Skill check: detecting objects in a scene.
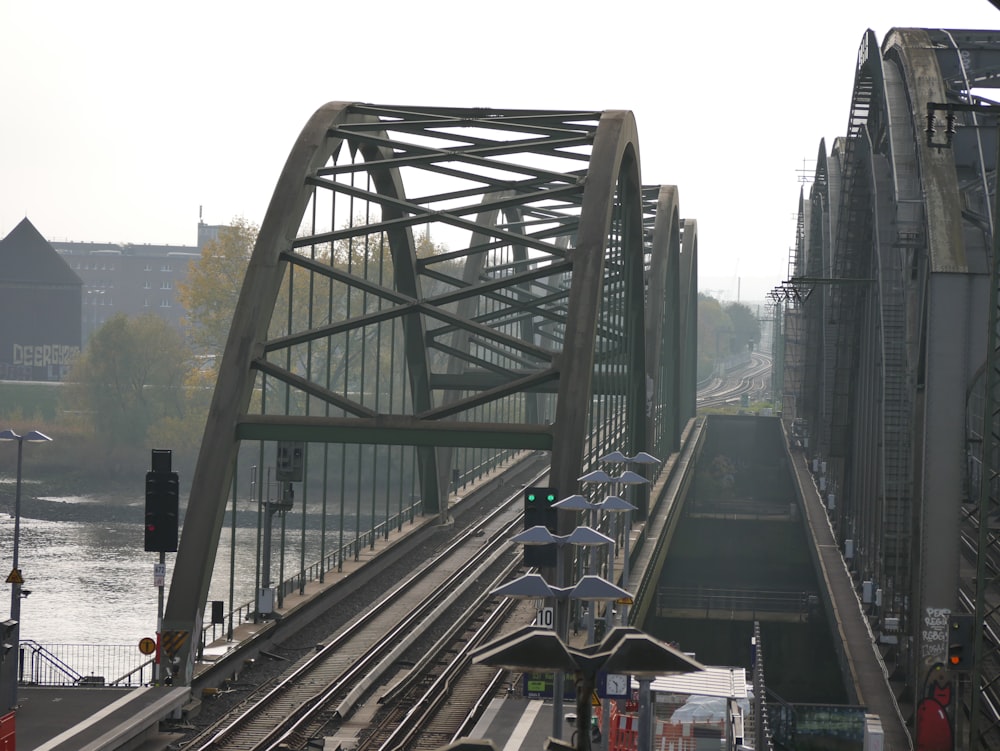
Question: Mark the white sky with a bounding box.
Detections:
[3,1,999,304]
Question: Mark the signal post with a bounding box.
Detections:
[145,449,178,684]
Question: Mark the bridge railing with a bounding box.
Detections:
[656,586,815,618]
[200,448,532,650]
[16,640,153,688]
[752,621,775,751]
[200,496,424,649]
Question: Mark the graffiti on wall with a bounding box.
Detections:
[916,607,955,751]
[12,343,80,367]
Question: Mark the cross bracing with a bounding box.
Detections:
[162,103,696,685]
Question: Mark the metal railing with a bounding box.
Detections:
[201,497,424,650]
[17,640,154,688]
[657,586,816,617]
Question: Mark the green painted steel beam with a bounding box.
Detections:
[236,415,553,449]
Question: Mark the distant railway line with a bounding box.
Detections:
[696,351,772,410]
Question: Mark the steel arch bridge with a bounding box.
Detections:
[781,28,1000,748]
[162,104,698,684]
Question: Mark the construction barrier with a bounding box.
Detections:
[609,703,725,751]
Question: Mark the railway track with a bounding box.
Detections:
[182,468,546,751]
[697,351,772,409]
[358,596,523,751]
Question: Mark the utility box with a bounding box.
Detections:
[862,580,874,604]
[257,587,276,615]
[276,442,304,482]
[864,713,884,751]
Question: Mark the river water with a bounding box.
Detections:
[2,490,310,648]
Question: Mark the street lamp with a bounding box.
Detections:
[507,524,620,740]
[594,452,664,624]
[554,495,636,643]
[0,428,52,710]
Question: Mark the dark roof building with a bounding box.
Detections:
[1,216,229,380]
[0,218,83,380]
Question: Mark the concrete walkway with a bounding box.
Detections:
[790,439,912,751]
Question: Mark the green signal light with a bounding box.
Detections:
[527,494,537,502]
[546,494,556,502]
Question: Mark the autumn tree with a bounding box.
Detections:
[177,216,258,358]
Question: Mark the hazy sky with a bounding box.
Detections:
[3,2,999,303]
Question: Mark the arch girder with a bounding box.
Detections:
[164,104,662,684]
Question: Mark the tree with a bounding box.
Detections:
[697,294,729,380]
[64,313,193,452]
[176,217,258,358]
[725,302,761,352]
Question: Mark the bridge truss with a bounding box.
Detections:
[787,28,1000,748]
[162,104,697,684]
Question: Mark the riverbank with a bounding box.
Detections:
[0,476,143,524]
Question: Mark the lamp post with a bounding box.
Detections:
[510,524,618,739]
[597,452,663,624]
[554,495,636,642]
[0,429,52,711]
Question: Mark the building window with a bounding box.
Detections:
[160,280,172,290]
[144,264,152,272]
[144,281,152,289]
[161,263,172,272]
[160,299,171,308]
[143,298,150,308]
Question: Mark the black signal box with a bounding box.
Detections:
[523,486,558,567]
[145,470,179,553]
[947,613,974,671]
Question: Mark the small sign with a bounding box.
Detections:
[527,676,548,694]
[592,690,601,707]
[537,606,555,629]
[523,672,577,700]
[153,563,166,587]
[615,596,633,605]
[138,637,157,655]
[159,630,189,659]
[5,569,22,585]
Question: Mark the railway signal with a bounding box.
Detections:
[947,613,974,671]
[523,486,558,567]
[145,450,179,553]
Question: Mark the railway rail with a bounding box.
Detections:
[359,596,522,751]
[182,468,545,751]
[696,351,772,410]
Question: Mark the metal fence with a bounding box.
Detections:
[657,586,816,618]
[17,640,153,688]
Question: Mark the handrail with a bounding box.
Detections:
[19,639,83,684]
[200,497,423,650]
